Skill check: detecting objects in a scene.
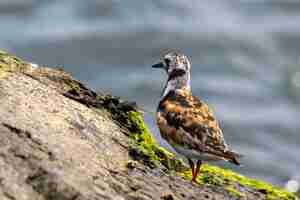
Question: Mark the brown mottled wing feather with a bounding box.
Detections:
[159,91,240,165]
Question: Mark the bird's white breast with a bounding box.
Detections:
[172,144,222,162]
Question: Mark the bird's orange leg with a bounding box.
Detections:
[188,158,195,178]
[192,160,202,183]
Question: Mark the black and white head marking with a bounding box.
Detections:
[163,51,191,76]
[152,50,191,99]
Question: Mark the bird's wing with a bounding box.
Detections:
[158,91,240,164]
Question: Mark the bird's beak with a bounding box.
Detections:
[152,62,164,69]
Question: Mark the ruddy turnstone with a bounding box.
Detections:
[152,50,240,182]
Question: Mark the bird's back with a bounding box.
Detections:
[156,89,240,165]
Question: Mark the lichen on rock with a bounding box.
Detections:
[182,164,297,200]
[127,111,186,171]
[0,50,31,78]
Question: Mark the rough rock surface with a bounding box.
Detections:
[0,50,297,200]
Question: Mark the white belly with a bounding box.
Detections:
[172,144,223,162]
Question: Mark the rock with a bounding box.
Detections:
[0,50,298,200]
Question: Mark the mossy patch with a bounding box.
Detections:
[226,186,246,198]
[127,111,160,158]
[0,50,30,78]
[182,164,297,200]
[127,111,185,170]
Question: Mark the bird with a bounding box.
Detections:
[152,50,241,183]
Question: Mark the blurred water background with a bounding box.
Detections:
[1,0,300,188]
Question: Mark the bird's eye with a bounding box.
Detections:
[164,58,171,66]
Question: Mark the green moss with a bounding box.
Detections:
[59,77,87,94]
[127,111,186,170]
[182,164,297,200]
[0,50,30,78]
[226,186,246,198]
[127,111,168,165]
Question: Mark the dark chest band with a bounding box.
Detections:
[167,69,186,81]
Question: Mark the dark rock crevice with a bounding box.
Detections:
[26,168,81,200]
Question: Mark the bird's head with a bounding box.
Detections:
[152,50,191,77]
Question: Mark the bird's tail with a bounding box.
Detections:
[224,150,242,165]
